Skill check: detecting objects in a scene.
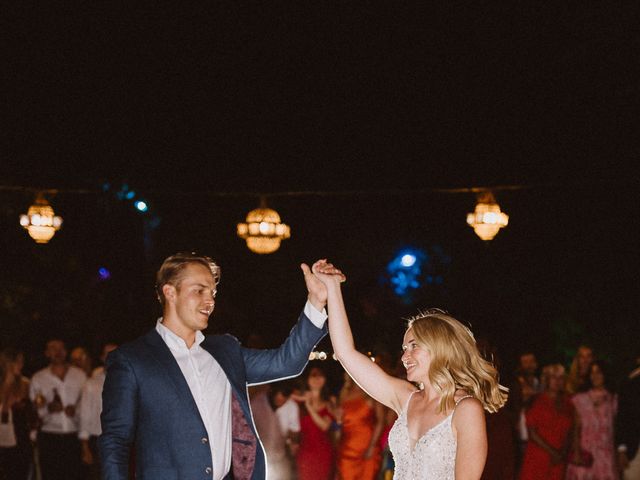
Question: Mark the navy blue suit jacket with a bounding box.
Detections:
[98,311,326,480]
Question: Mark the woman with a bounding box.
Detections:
[295,365,336,480]
[335,372,385,480]
[519,364,575,480]
[0,348,35,480]
[567,361,618,480]
[567,346,594,395]
[306,260,507,480]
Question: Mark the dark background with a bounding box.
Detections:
[2,3,639,382]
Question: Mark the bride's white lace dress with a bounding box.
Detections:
[388,392,472,479]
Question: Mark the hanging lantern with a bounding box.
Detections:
[237,200,290,254]
[466,192,509,241]
[19,194,63,244]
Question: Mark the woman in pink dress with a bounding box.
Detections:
[295,365,335,480]
[567,361,618,480]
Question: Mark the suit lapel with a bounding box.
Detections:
[143,329,206,429]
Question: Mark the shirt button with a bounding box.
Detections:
[201,437,208,444]
[205,466,212,475]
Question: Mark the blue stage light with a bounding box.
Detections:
[386,248,427,298]
[384,246,451,303]
[98,267,111,281]
[125,191,136,200]
[134,200,148,212]
[401,254,417,267]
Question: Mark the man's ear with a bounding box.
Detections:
[162,284,177,303]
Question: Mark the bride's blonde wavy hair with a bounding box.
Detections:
[406,309,508,414]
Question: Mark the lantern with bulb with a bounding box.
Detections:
[466,192,509,241]
[237,199,290,254]
[19,194,63,244]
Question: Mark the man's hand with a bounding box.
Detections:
[301,262,327,311]
[302,259,346,311]
[64,405,76,418]
[618,451,630,471]
[47,398,63,413]
[81,440,94,465]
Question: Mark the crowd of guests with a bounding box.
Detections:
[506,346,640,480]
[1,339,639,480]
[0,340,116,480]
[255,346,640,480]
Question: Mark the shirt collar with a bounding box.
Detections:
[156,318,205,350]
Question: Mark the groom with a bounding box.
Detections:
[99,252,339,480]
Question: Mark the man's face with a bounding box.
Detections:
[45,340,67,365]
[519,354,538,375]
[168,263,217,334]
[70,347,89,370]
[272,391,287,408]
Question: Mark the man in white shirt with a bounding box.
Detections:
[270,380,301,478]
[99,252,344,480]
[30,339,87,480]
[78,342,118,480]
[270,381,301,454]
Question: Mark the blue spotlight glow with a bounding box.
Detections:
[400,254,417,267]
[384,246,451,303]
[134,200,148,212]
[98,267,111,281]
[386,248,426,298]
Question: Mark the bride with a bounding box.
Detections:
[305,260,507,479]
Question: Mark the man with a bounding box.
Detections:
[509,351,540,470]
[30,339,87,480]
[99,252,341,480]
[70,346,93,377]
[78,342,118,479]
[616,357,640,480]
[270,380,301,457]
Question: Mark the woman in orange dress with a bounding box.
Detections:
[335,372,385,480]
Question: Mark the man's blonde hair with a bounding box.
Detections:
[407,309,508,413]
[155,252,221,306]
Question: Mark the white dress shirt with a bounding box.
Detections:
[29,365,87,434]
[78,367,106,439]
[156,301,326,480]
[275,398,301,436]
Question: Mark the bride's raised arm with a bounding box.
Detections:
[303,260,414,413]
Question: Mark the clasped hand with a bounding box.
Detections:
[301,259,346,310]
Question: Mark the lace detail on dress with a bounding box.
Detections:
[388,392,473,480]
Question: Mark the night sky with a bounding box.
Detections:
[2,4,639,381]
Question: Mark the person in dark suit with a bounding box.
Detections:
[616,358,640,480]
[99,252,341,480]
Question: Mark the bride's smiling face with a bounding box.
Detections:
[401,329,431,383]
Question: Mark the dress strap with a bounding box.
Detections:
[454,394,474,407]
[401,390,421,415]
